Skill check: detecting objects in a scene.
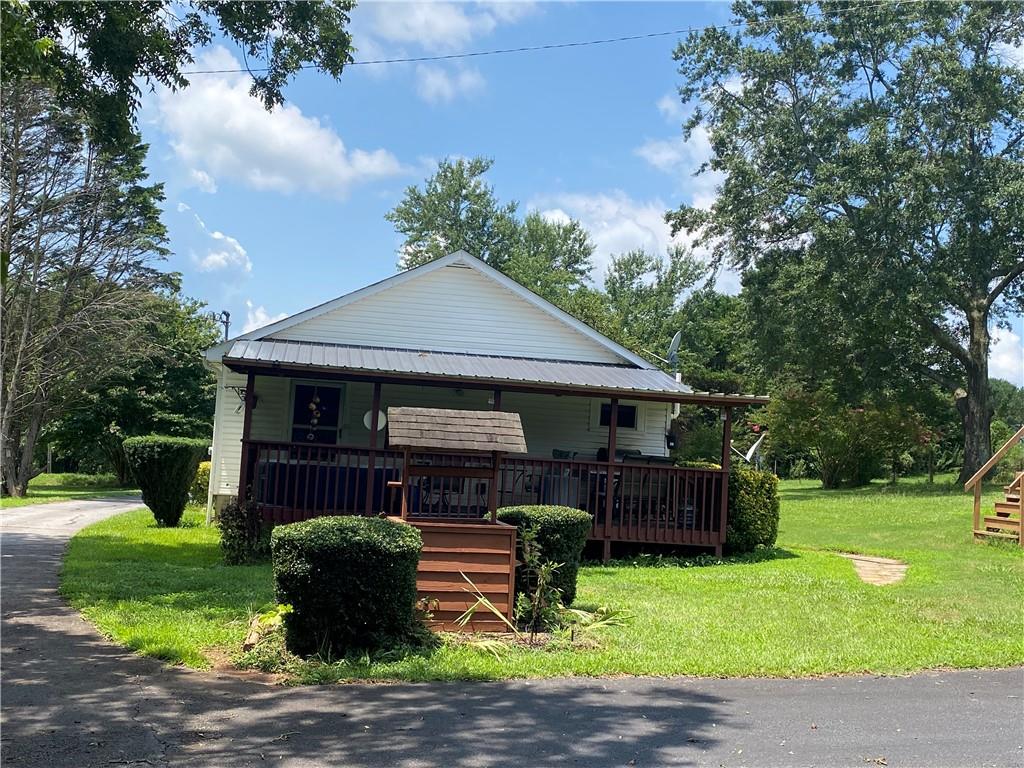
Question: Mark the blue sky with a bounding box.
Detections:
[139,1,1022,383]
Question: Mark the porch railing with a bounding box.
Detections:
[242,440,725,547]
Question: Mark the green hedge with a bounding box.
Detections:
[495,505,592,605]
[271,516,422,656]
[190,461,211,504]
[676,460,722,470]
[726,465,780,554]
[218,498,270,565]
[122,436,207,527]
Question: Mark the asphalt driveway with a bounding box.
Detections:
[2,497,1021,767]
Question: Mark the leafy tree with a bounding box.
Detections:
[503,212,593,303]
[387,157,520,271]
[387,157,597,301]
[0,0,355,150]
[604,246,707,357]
[1,82,171,495]
[669,1,1024,483]
[45,295,220,485]
[675,288,753,394]
[990,378,1024,428]
[767,385,925,488]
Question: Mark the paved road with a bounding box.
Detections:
[2,498,1022,768]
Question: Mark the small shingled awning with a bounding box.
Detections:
[387,407,528,454]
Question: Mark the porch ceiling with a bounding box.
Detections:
[221,339,769,406]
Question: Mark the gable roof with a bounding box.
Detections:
[206,251,653,369]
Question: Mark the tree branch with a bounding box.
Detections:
[918,316,970,367]
[987,260,1024,308]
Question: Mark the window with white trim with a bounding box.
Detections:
[589,400,643,432]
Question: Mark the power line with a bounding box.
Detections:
[180,1,912,75]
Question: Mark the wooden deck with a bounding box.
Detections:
[244,440,728,553]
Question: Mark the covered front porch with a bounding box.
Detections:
[220,340,767,557]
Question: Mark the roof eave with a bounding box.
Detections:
[221,356,770,407]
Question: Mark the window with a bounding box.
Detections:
[598,402,638,430]
[291,383,342,444]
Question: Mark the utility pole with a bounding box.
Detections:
[212,310,231,341]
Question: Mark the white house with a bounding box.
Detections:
[204,250,766,557]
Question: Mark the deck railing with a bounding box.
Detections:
[242,440,725,547]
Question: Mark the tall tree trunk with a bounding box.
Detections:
[958,306,992,485]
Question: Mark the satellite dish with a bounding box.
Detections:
[667,330,682,367]
[363,410,387,431]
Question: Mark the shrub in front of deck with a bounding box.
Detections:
[122,436,208,527]
[218,498,270,564]
[271,516,422,656]
[190,461,211,504]
[496,505,591,605]
[725,465,780,554]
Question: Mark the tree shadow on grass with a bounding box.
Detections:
[584,546,799,572]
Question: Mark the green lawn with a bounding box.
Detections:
[60,477,1024,681]
[1,472,137,508]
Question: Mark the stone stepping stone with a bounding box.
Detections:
[837,553,908,585]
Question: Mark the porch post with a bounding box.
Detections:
[603,398,618,561]
[492,389,502,411]
[488,450,500,523]
[237,372,256,503]
[364,381,382,515]
[717,407,732,556]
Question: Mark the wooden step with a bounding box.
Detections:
[982,516,1021,532]
[993,501,1022,516]
[975,529,1021,540]
[1003,493,1020,503]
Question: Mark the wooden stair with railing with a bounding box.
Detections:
[965,424,1024,546]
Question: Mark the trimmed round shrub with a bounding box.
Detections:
[123,435,208,527]
[190,460,211,504]
[218,498,270,565]
[271,516,422,656]
[726,465,780,554]
[495,505,592,605]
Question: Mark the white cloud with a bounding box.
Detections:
[990,326,1024,384]
[350,2,535,97]
[187,168,217,194]
[416,64,485,103]
[243,300,289,334]
[656,92,685,122]
[362,1,534,52]
[635,124,721,211]
[531,190,740,294]
[178,202,252,275]
[157,47,404,198]
[531,191,684,277]
[197,230,250,274]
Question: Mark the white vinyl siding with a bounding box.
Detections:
[267,263,623,364]
[211,366,246,495]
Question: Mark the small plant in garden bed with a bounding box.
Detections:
[457,525,632,655]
